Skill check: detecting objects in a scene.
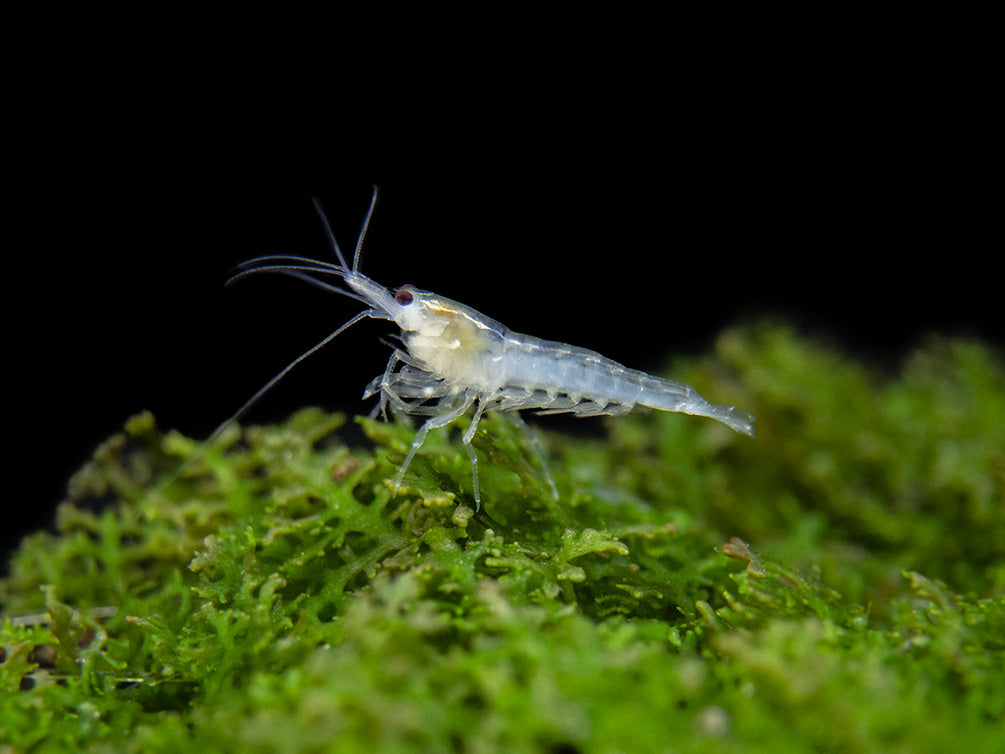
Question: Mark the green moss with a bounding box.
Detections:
[2,322,1004,752]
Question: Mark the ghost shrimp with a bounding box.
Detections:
[223,188,755,505]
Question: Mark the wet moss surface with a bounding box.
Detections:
[3,322,1003,753]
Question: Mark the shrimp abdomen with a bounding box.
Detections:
[491,336,755,435]
[639,384,755,436]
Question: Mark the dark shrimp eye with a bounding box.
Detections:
[395,286,415,305]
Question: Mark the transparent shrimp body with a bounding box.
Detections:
[227,188,754,505]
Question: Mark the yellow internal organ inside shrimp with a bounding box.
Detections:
[407,301,502,391]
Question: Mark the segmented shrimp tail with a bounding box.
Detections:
[690,403,756,436]
[639,380,755,436]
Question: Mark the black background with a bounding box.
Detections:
[4,18,999,567]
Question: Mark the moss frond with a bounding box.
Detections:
[3,323,1003,752]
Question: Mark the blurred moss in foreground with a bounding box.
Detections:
[2,322,1003,753]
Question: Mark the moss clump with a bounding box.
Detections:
[2,322,1004,753]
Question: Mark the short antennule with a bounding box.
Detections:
[311,196,351,271]
[352,185,380,272]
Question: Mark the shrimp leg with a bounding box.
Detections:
[497,412,559,500]
[393,392,476,498]
[461,399,490,503]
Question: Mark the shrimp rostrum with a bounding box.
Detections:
[226,188,755,505]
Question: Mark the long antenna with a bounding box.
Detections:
[204,309,373,447]
[163,309,374,487]
[165,189,384,487]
